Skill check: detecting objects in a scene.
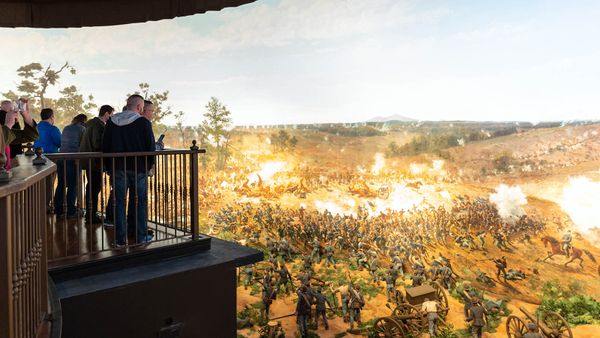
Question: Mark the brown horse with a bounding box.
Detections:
[541,236,596,268]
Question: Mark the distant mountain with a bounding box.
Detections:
[366,114,416,123]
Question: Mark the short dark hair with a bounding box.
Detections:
[71,114,88,125]
[40,108,54,120]
[98,105,114,117]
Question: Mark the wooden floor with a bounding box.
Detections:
[47,214,191,264]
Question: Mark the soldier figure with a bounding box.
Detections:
[421,297,439,338]
[324,244,335,266]
[369,256,380,284]
[412,256,425,274]
[296,286,312,338]
[461,281,479,318]
[494,256,508,283]
[476,230,486,250]
[523,322,544,338]
[311,238,321,263]
[392,254,404,275]
[243,264,254,290]
[385,269,397,301]
[355,250,368,270]
[465,297,488,338]
[261,280,276,320]
[562,230,573,258]
[313,287,332,330]
[275,263,293,294]
[348,284,365,330]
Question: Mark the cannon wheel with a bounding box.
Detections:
[373,317,405,337]
[392,304,426,336]
[543,312,573,338]
[432,281,450,319]
[506,315,528,338]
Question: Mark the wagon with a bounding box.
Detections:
[373,281,449,337]
[506,306,573,338]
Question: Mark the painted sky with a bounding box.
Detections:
[1,0,599,125]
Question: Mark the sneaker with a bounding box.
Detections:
[90,216,103,224]
[137,234,154,244]
[104,219,114,228]
[111,240,127,248]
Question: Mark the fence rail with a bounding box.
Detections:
[45,147,205,261]
[0,155,54,338]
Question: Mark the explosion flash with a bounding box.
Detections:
[489,184,527,225]
[560,177,600,234]
[248,161,287,184]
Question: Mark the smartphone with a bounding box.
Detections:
[157,134,165,143]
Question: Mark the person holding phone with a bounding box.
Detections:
[0,98,39,169]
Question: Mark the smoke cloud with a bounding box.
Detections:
[560,177,600,235]
[489,184,528,224]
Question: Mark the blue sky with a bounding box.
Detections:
[1,0,599,125]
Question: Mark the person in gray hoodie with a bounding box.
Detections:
[54,114,87,217]
[102,94,155,246]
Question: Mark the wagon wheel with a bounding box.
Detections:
[432,281,450,319]
[506,315,528,338]
[393,303,426,336]
[543,311,573,338]
[373,317,405,338]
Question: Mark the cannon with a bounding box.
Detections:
[374,281,449,337]
[506,306,573,338]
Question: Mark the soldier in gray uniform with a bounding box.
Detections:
[348,284,365,330]
[369,256,380,284]
[311,238,321,263]
[385,269,397,301]
[324,244,335,266]
[243,264,254,290]
[523,322,544,338]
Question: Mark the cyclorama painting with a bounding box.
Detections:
[2,1,600,337]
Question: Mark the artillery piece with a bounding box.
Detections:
[506,306,572,338]
[373,281,449,337]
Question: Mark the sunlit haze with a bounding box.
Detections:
[2,0,600,125]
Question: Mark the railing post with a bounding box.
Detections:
[0,195,15,338]
[189,141,200,240]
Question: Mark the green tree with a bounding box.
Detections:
[129,83,172,126]
[9,62,76,111]
[53,85,97,128]
[173,111,187,147]
[270,130,298,151]
[199,97,232,170]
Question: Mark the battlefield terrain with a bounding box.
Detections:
[180,120,600,337]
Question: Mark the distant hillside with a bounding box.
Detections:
[366,114,416,122]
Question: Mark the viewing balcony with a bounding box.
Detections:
[0,146,262,338]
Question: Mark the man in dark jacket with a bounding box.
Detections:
[102,95,155,246]
[80,105,114,223]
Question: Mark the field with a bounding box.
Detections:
[175,121,600,337]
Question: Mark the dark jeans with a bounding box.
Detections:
[114,170,148,245]
[85,169,103,216]
[54,160,77,216]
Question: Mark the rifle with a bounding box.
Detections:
[268,312,296,321]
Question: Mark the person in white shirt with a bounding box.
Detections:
[421,297,439,337]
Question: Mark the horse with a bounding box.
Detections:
[541,236,596,268]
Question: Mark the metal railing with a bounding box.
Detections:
[45,145,205,261]
[0,155,54,338]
